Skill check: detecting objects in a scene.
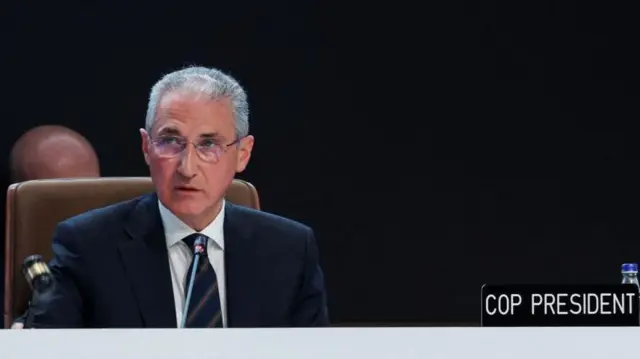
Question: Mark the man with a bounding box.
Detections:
[9,125,100,182]
[7,125,100,329]
[27,66,329,328]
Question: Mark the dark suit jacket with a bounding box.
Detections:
[29,193,329,328]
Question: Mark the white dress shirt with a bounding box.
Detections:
[157,200,227,328]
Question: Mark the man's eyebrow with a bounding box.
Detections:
[155,128,228,140]
[199,132,226,140]
[157,127,181,136]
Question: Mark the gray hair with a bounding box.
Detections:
[145,66,249,139]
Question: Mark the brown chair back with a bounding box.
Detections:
[3,177,260,328]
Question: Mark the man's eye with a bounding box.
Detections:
[158,136,181,145]
[199,139,218,148]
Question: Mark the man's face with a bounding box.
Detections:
[141,92,254,228]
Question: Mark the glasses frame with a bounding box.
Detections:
[149,134,242,163]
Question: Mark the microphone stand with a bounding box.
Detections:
[23,272,55,329]
[180,236,207,328]
[24,294,38,328]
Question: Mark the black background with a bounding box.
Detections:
[2,1,640,326]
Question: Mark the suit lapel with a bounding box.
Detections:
[224,202,261,327]
[118,193,176,328]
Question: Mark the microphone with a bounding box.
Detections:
[180,235,207,328]
[21,254,55,328]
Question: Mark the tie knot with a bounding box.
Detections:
[183,233,208,254]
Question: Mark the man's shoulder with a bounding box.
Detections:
[60,194,149,233]
[228,203,313,241]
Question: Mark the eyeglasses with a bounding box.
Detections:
[149,135,241,163]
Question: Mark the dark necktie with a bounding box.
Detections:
[182,233,223,328]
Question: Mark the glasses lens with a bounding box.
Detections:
[153,137,183,157]
[196,146,220,162]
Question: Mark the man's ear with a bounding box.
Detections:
[235,135,254,173]
[140,128,150,166]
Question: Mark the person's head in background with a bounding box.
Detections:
[9,125,100,182]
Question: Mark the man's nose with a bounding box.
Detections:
[176,144,197,178]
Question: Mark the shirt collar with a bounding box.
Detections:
[157,199,225,250]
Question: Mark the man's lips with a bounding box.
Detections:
[175,186,201,191]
